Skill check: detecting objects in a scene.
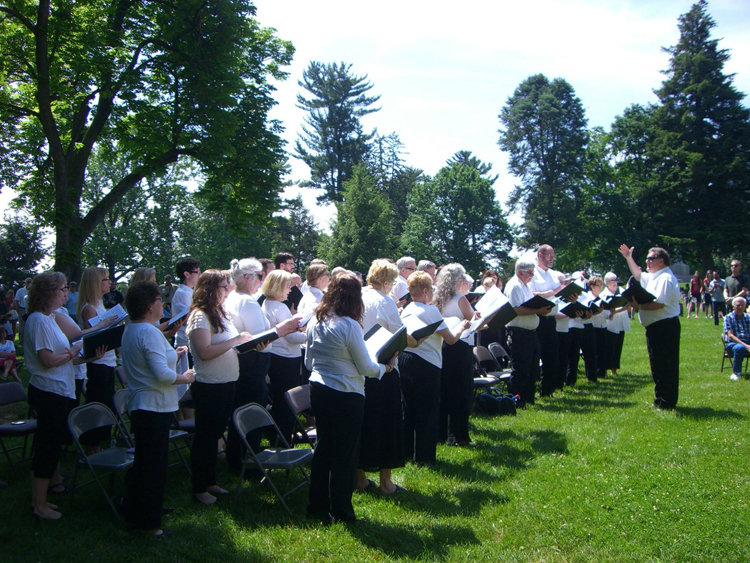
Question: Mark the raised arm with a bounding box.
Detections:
[618,244,642,281]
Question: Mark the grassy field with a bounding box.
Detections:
[2,316,749,562]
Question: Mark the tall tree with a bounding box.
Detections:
[0,0,293,279]
[498,74,588,248]
[319,165,397,272]
[401,153,513,276]
[646,0,750,269]
[269,196,322,270]
[294,62,380,204]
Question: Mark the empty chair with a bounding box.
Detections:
[0,382,37,477]
[488,342,512,369]
[473,345,512,391]
[67,402,134,518]
[232,403,313,514]
[283,384,317,449]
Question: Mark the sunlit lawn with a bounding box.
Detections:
[2,316,749,562]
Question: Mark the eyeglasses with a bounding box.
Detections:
[155,296,163,302]
[731,264,741,268]
[219,284,229,291]
[645,257,659,261]
[403,267,416,271]
[190,270,201,275]
[247,273,263,280]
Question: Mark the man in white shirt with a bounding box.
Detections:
[15,277,31,345]
[619,244,681,409]
[390,257,416,306]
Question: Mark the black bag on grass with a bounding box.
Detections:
[475,390,518,416]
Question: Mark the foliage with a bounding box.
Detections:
[294,61,380,204]
[269,196,322,270]
[319,165,397,272]
[0,214,46,286]
[401,153,513,277]
[0,0,294,279]
[498,74,588,249]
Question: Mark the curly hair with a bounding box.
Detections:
[316,272,364,324]
[27,272,66,315]
[366,259,398,290]
[432,263,465,312]
[189,270,231,333]
[125,281,161,321]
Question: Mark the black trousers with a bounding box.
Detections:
[359,369,405,472]
[439,340,473,443]
[713,301,727,326]
[226,351,270,472]
[82,363,116,446]
[556,331,570,390]
[567,328,583,386]
[594,327,608,379]
[507,327,540,406]
[605,331,625,370]
[645,316,681,408]
[28,385,75,479]
[537,316,559,396]
[125,410,172,530]
[191,381,235,495]
[581,324,598,382]
[399,351,441,464]
[308,382,364,522]
[268,354,302,447]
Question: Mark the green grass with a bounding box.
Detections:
[2,317,750,562]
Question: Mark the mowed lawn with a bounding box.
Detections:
[2,316,749,562]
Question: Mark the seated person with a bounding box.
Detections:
[724,297,750,381]
[0,325,21,383]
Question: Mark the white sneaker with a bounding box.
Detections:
[731,373,741,381]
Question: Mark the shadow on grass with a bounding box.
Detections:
[384,479,509,517]
[533,371,653,414]
[346,519,480,560]
[675,405,745,420]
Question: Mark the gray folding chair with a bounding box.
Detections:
[233,403,313,514]
[112,389,191,476]
[284,384,317,449]
[488,342,511,369]
[67,402,134,518]
[0,382,36,477]
[474,345,512,392]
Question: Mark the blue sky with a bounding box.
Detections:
[257,0,750,229]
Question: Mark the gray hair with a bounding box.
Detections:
[396,256,416,270]
[604,272,618,283]
[515,254,536,275]
[733,296,747,307]
[433,263,465,312]
[229,258,262,283]
[417,260,436,271]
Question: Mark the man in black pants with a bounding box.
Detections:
[619,244,681,409]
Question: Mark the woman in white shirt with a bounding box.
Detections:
[26,272,104,521]
[305,273,397,524]
[223,259,299,473]
[398,271,470,466]
[298,263,331,382]
[187,270,252,506]
[602,272,630,376]
[261,270,306,446]
[433,264,477,448]
[121,281,195,537]
[77,266,119,453]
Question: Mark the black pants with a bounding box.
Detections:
[713,301,727,326]
[125,410,172,530]
[594,327,608,379]
[556,331,570,390]
[308,382,364,522]
[439,340,473,443]
[268,354,302,447]
[605,331,625,370]
[537,316,559,396]
[399,351,441,464]
[191,381,235,495]
[83,363,116,446]
[581,324,598,382]
[28,385,75,479]
[567,328,583,386]
[359,369,405,472]
[645,316,681,408]
[507,327,540,406]
[226,351,270,472]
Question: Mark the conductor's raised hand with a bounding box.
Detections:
[618,244,634,260]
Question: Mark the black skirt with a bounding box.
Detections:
[358,370,405,472]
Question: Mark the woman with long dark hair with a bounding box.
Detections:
[305,273,397,523]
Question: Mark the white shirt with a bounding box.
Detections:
[186,310,240,384]
[16,287,28,309]
[504,275,540,331]
[224,291,272,354]
[306,315,384,395]
[78,301,117,367]
[263,299,305,358]
[440,294,473,345]
[530,266,560,316]
[639,267,681,327]
[171,284,193,345]
[389,275,408,303]
[362,287,403,333]
[400,301,447,368]
[55,306,86,380]
[122,323,179,413]
[602,287,630,334]
[25,312,76,399]
[298,286,324,319]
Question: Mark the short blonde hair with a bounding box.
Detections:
[261,270,292,300]
[367,259,399,289]
[407,271,433,296]
[588,276,603,288]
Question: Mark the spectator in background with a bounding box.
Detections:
[709,271,727,326]
[0,325,21,383]
[687,271,703,319]
[725,260,749,303]
[102,278,124,310]
[160,275,176,316]
[723,296,750,381]
[15,277,32,345]
[65,282,78,323]
[703,270,713,319]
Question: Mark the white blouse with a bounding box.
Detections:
[263,299,305,358]
[186,310,239,384]
[400,302,447,368]
[25,312,76,399]
[224,291,272,354]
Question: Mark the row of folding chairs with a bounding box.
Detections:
[473,343,512,394]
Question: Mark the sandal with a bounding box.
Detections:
[356,478,376,492]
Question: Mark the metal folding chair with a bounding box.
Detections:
[721,334,750,374]
[232,403,313,514]
[67,402,134,518]
[283,384,317,449]
[473,345,512,392]
[0,382,36,477]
